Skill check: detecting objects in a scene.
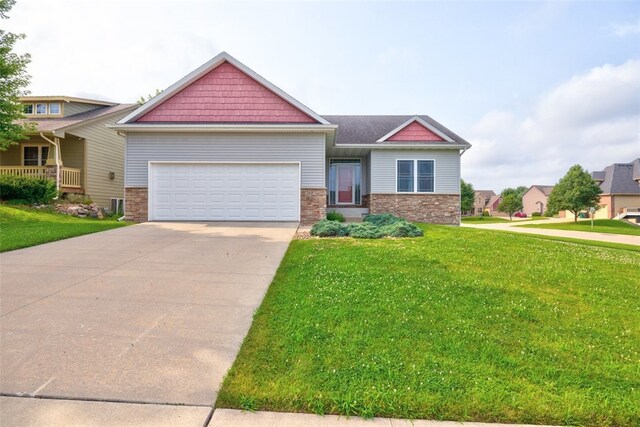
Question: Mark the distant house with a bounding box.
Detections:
[591,158,640,219]
[1,96,136,208]
[522,185,553,215]
[474,190,502,216]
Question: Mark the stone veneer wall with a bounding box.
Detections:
[125,187,148,222]
[369,194,460,225]
[300,188,326,225]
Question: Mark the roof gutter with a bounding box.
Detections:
[334,143,471,150]
[108,123,338,133]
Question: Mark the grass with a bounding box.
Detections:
[217,225,640,426]
[519,219,640,236]
[0,204,129,252]
[461,216,548,224]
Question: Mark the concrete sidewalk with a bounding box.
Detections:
[208,409,560,427]
[462,219,640,246]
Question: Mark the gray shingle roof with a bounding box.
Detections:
[530,185,554,196]
[21,104,136,133]
[323,115,470,146]
[593,159,640,195]
[475,190,496,199]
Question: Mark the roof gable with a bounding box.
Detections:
[377,116,454,143]
[120,52,328,125]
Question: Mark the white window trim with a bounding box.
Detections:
[24,103,35,115]
[48,102,61,115]
[35,103,48,115]
[21,143,50,166]
[395,159,436,194]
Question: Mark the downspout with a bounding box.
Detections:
[117,131,126,221]
[40,133,61,195]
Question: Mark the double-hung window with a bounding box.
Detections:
[396,160,434,193]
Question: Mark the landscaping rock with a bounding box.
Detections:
[54,203,107,219]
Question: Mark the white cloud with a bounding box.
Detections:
[611,20,640,37]
[463,60,640,192]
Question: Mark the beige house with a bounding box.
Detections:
[591,158,640,219]
[522,185,553,215]
[0,96,136,208]
[473,190,502,215]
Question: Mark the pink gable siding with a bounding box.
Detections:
[386,120,444,141]
[137,61,317,123]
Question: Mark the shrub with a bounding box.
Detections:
[544,210,554,217]
[64,193,93,204]
[380,221,424,238]
[326,211,345,222]
[531,211,542,217]
[363,213,403,227]
[346,222,386,239]
[0,175,57,204]
[481,210,490,217]
[310,220,349,237]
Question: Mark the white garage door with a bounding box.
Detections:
[149,162,300,221]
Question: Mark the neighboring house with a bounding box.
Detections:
[0,96,136,208]
[111,52,471,225]
[473,190,502,215]
[590,158,640,219]
[522,185,553,215]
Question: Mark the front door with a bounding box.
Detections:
[336,164,354,204]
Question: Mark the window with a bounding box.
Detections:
[23,104,34,114]
[396,160,414,192]
[23,145,49,166]
[36,103,47,115]
[396,159,435,193]
[49,103,61,114]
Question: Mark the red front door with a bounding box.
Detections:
[337,165,353,204]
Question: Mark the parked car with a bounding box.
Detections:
[514,212,528,218]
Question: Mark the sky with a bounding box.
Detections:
[5,0,640,192]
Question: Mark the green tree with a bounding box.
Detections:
[0,0,33,150]
[137,88,164,105]
[547,164,601,222]
[460,179,474,214]
[498,192,522,220]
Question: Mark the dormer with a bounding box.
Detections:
[20,96,116,118]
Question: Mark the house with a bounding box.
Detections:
[110,52,471,225]
[473,190,502,215]
[0,96,136,209]
[590,158,640,219]
[522,185,553,215]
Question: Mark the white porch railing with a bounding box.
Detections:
[61,167,81,188]
[0,166,47,179]
[0,166,82,189]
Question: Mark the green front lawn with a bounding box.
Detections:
[0,205,129,252]
[519,219,640,236]
[218,225,640,426]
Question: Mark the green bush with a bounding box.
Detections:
[64,193,93,204]
[482,210,490,217]
[363,213,403,227]
[0,175,57,204]
[326,211,345,222]
[380,221,424,237]
[346,222,386,239]
[310,220,349,237]
[532,211,542,217]
[544,210,554,217]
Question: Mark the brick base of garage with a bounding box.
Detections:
[300,188,327,225]
[369,193,460,225]
[125,187,148,222]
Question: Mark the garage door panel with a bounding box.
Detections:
[150,163,300,221]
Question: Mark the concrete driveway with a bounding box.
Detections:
[0,222,297,426]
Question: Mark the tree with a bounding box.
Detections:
[547,164,601,222]
[137,88,164,105]
[501,185,528,200]
[460,179,474,214]
[0,0,33,150]
[498,192,522,220]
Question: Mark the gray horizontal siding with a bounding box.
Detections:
[370,149,461,194]
[126,132,325,188]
